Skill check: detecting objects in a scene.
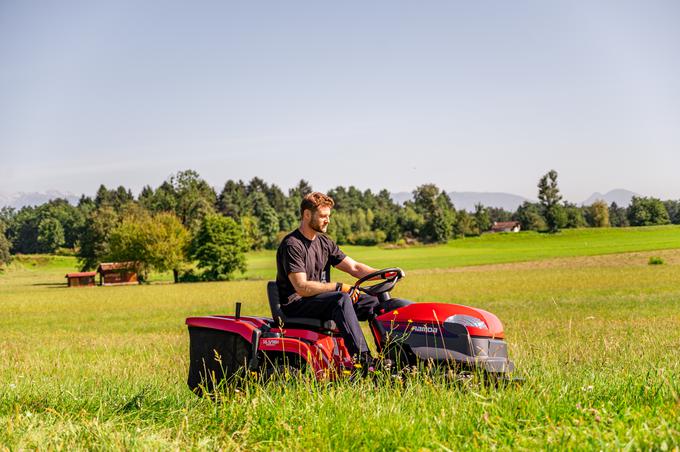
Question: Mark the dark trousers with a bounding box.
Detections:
[281,292,379,356]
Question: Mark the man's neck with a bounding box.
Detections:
[298,223,317,241]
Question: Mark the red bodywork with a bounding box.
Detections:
[375,302,505,339]
[187,300,505,380]
[186,315,353,379]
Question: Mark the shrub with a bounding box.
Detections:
[648,256,664,265]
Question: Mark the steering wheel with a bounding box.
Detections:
[353,267,405,296]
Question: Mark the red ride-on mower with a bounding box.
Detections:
[186,268,515,393]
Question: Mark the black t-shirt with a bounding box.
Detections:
[276,229,346,301]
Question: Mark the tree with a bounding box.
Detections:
[397,205,424,240]
[169,170,217,230]
[289,179,313,202]
[37,217,65,253]
[327,211,353,244]
[627,196,670,226]
[473,204,491,234]
[663,200,680,225]
[0,222,11,268]
[487,207,513,224]
[95,185,134,209]
[454,210,474,237]
[240,215,263,250]
[107,211,190,282]
[609,202,629,227]
[514,202,546,231]
[537,170,565,232]
[586,200,610,227]
[248,191,280,248]
[217,180,248,219]
[562,202,586,229]
[77,206,121,270]
[190,215,248,280]
[412,184,455,243]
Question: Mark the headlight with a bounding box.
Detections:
[444,314,487,329]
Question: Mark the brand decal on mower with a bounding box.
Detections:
[262,339,280,347]
[411,325,439,334]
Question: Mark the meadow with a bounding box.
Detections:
[1,226,680,450]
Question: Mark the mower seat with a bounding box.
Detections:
[267,281,337,331]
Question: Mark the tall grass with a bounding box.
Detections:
[1,228,680,449]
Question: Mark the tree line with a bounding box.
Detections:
[1,169,679,278]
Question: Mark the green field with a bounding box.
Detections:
[1,226,680,449]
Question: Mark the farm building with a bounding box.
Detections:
[490,221,521,233]
[97,262,139,286]
[65,271,97,287]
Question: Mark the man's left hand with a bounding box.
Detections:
[337,282,359,303]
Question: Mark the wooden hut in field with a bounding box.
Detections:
[97,262,139,286]
[65,271,97,287]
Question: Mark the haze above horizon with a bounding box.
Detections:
[1,1,679,200]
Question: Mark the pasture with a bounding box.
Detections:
[1,226,680,450]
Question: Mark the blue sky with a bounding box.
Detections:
[1,1,679,201]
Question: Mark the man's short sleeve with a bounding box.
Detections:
[328,239,346,267]
[282,241,307,275]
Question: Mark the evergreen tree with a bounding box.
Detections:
[537,170,565,232]
[169,170,217,230]
[218,180,248,219]
[412,184,454,243]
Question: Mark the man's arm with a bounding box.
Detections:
[335,256,377,279]
[288,272,337,298]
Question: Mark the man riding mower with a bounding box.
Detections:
[186,267,515,393]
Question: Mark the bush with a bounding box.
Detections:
[648,256,664,265]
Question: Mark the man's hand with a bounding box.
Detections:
[337,282,359,303]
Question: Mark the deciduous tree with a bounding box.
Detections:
[107,211,190,282]
[474,203,491,234]
[627,196,670,226]
[190,215,247,280]
[586,200,610,227]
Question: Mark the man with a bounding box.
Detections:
[276,192,379,366]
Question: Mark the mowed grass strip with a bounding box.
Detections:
[1,227,680,449]
[245,225,680,279]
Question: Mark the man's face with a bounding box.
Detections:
[309,206,331,233]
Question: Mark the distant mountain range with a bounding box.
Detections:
[0,188,643,211]
[391,189,640,212]
[391,191,531,211]
[0,191,80,209]
[581,189,637,207]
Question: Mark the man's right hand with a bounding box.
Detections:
[338,282,359,303]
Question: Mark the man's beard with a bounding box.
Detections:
[310,217,327,233]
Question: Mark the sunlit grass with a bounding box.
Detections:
[1,227,680,449]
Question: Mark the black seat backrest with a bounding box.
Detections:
[266,281,337,330]
[267,281,286,325]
